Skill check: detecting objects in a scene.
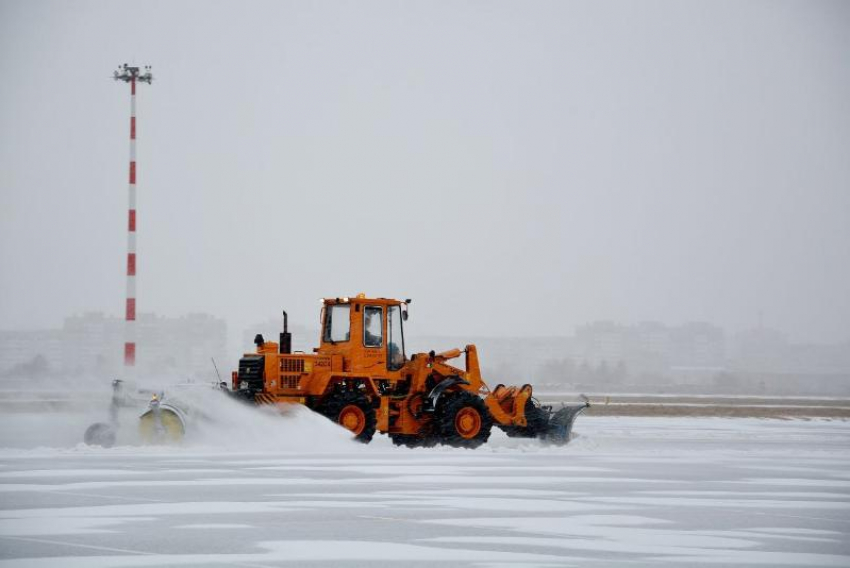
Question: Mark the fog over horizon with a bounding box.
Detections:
[1,0,849,345]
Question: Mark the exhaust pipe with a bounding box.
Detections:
[279,310,292,354]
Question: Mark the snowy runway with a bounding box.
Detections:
[1,415,848,567]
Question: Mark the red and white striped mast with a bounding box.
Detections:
[114,64,152,371]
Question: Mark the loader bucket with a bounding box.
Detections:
[542,401,590,445]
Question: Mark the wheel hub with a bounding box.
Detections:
[455,407,482,439]
[339,405,366,435]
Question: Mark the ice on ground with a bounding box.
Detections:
[0,413,848,566]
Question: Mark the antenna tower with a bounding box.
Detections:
[113,64,153,370]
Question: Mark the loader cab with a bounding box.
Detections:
[319,295,407,374]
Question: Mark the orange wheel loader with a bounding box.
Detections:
[228,294,589,448]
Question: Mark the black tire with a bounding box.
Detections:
[500,400,551,438]
[434,391,492,448]
[317,391,377,443]
[389,434,438,448]
[84,422,116,448]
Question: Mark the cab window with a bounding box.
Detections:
[323,304,351,343]
[387,305,405,370]
[363,306,383,347]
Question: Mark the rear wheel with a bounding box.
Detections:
[318,392,377,443]
[434,391,492,448]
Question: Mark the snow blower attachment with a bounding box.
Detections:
[84,379,189,447]
[226,294,589,448]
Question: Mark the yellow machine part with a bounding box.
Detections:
[139,408,185,444]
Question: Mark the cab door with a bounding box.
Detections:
[358,304,386,373]
[320,302,352,372]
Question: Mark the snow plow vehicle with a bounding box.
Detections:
[230,294,588,448]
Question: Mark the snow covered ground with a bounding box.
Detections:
[0,401,848,567]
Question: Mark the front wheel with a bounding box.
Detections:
[318,392,377,443]
[434,391,492,448]
[84,422,117,447]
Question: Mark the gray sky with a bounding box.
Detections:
[1,0,848,343]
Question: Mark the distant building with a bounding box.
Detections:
[574,320,725,373]
[632,321,671,374]
[669,322,726,368]
[730,327,788,372]
[61,312,123,375]
[0,312,227,378]
[574,321,629,366]
[0,329,64,374]
[731,327,850,374]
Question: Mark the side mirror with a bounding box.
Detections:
[402,309,408,321]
